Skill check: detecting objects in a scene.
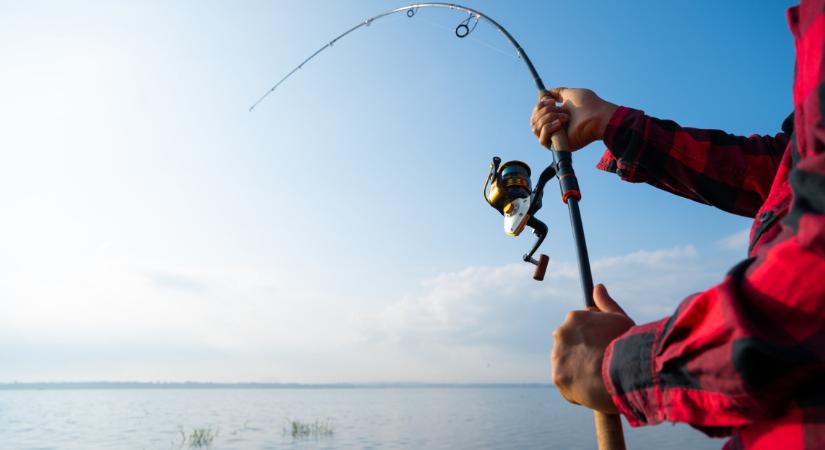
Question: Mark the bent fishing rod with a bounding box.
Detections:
[250,4,625,449]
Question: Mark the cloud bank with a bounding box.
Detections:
[1,245,723,383]
[349,244,720,382]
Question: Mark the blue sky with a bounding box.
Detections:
[0,0,796,382]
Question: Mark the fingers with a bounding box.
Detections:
[548,87,568,102]
[531,96,564,120]
[531,104,569,149]
[531,102,566,130]
[553,310,590,342]
[551,314,585,407]
[534,113,568,142]
[539,120,566,148]
[550,330,575,403]
[531,91,570,149]
[563,309,589,325]
[534,110,568,130]
[592,284,629,317]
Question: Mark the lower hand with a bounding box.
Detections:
[551,284,635,414]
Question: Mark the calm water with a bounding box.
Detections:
[0,387,724,449]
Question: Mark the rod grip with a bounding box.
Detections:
[550,129,571,153]
[594,412,626,450]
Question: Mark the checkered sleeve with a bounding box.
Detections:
[597,107,788,218]
[599,2,825,437]
[603,243,825,431]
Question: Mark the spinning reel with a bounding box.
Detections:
[484,156,558,281]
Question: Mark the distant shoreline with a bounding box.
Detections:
[0,382,553,390]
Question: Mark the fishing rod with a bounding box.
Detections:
[251,4,625,450]
[249,3,543,112]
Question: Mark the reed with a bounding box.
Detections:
[176,425,218,449]
[284,418,334,439]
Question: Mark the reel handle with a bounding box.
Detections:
[532,254,549,281]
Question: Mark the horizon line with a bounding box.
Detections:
[0,381,554,390]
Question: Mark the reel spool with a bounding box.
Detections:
[484,156,556,281]
[484,160,533,236]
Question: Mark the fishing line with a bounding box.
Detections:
[248,3,545,112]
[413,14,520,61]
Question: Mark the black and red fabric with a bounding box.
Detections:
[594,2,825,449]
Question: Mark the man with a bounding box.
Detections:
[530,3,825,449]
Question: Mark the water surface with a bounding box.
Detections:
[0,387,724,449]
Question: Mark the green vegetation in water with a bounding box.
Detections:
[176,425,218,449]
[284,418,334,439]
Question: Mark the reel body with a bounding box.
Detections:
[484,157,555,280]
[485,160,533,236]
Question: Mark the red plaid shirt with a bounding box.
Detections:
[596,3,825,449]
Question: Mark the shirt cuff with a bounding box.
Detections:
[596,106,647,181]
[602,319,667,427]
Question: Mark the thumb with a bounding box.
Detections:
[593,284,628,317]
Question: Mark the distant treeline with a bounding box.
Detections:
[0,382,552,390]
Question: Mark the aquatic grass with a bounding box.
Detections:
[176,425,218,449]
[189,428,217,448]
[284,418,334,439]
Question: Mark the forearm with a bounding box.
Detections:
[604,246,825,430]
[598,107,788,218]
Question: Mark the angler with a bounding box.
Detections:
[533,4,825,450]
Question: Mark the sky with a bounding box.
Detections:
[0,0,796,383]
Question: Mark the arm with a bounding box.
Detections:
[603,1,825,429]
[599,107,788,218]
[547,1,825,432]
[602,0,825,428]
[553,142,825,432]
[530,88,788,218]
[604,228,825,430]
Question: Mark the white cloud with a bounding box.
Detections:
[592,245,697,270]
[1,244,725,383]
[716,227,751,252]
[0,261,360,382]
[349,244,722,382]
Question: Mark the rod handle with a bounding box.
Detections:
[594,411,626,450]
[550,128,571,153]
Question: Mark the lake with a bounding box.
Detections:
[0,386,723,449]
